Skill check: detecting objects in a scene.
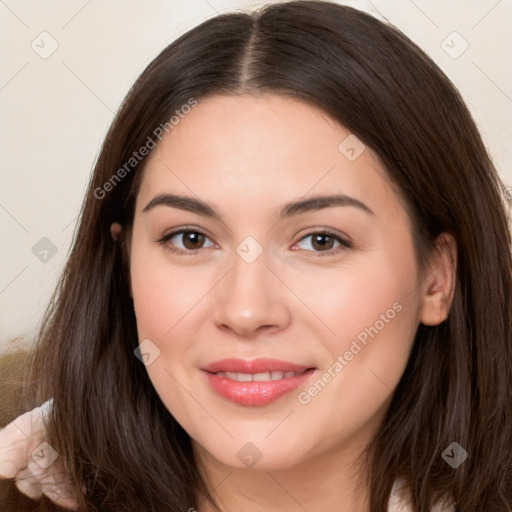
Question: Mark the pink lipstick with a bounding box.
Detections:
[202,358,316,406]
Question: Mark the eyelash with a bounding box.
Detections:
[155,228,353,258]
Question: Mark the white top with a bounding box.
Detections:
[388,479,455,511]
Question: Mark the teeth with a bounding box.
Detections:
[253,372,271,381]
[216,370,306,382]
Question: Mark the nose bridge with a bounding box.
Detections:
[212,237,290,335]
[231,240,269,294]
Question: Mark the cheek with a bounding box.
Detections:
[298,301,416,453]
[130,239,209,340]
[290,244,417,355]
[294,242,420,437]
[130,256,201,430]
[129,243,214,414]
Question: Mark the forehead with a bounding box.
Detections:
[135,93,404,222]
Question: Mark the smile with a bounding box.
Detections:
[202,358,316,406]
[214,370,307,381]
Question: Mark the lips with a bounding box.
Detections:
[202,358,316,406]
[215,370,306,381]
[203,358,311,374]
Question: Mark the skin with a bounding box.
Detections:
[116,94,456,512]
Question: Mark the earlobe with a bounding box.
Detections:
[419,233,457,326]
[110,222,123,241]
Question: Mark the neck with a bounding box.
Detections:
[194,438,372,512]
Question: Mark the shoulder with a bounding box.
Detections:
[388,479,455,512]
[1,479,69,512]
[0,349,62,511]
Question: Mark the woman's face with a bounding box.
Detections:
[129,93,426,471]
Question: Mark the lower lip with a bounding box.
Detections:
[203,369,316,406]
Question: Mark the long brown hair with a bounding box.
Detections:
[20,1,512,510]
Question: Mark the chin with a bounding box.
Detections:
[198,434,316,472]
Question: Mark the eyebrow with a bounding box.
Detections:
[142,193,375,219]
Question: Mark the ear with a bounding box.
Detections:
[110,222,133,298]
[110,222,123,241]
[419,232,457,326]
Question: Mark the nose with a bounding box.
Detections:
[212,246,292,337]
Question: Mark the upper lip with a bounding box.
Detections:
[202,358,314,374]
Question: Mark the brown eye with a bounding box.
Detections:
[180,231,206,250]
[295,231,352,256]
[310,234,336,251]
[156,229,215,256]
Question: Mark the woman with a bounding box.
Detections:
[1,1,511,511]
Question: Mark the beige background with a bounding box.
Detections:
[1,0,511,352]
